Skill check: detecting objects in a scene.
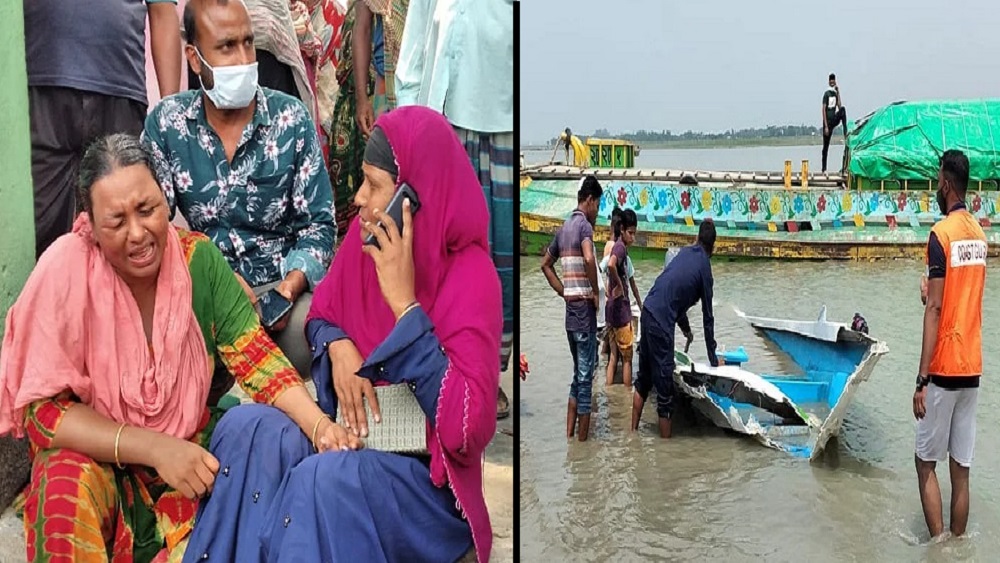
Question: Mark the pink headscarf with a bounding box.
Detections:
[308,106,501,562]
[0,214,211,440]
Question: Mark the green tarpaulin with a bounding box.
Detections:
[847,99,1000,181]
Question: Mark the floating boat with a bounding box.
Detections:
[667,307,888,460]
[521,99,1000,260]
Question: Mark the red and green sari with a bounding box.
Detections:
[16,230,303,563]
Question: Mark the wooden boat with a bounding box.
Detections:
[521,100,1000,260]
[667,307,888,460]
[521,165,1000,260]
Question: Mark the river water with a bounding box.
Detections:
[519,147,1000,562]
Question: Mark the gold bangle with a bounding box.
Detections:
[396,301,421,322]
[113,424,126,469]
[310,414,330,450]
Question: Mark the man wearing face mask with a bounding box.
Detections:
[913,150,987,541]
[142,0,336,390]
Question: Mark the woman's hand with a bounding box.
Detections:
[313,417,363,452]
[151,435,220,499]
[361,200,417,320]
[329,339,381,437]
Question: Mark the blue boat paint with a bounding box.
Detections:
[669,308,888,460]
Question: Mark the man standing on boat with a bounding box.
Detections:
[541,176,603,442]
[913,150,986,540]
[821,73,848,173]
[632,221,719,439]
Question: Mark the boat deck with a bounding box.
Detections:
[522,165,846,187]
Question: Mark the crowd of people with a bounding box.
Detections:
[540,153,987,548]
[541,176,720,442]
[1,0,512,560]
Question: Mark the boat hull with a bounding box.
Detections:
[520,173,1000,260]
[657,308,888,460]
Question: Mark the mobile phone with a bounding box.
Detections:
[258,289,293,329]
[364,183,421,249]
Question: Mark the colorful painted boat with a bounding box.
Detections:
[521,100,1000,260]
[668,307,888,460]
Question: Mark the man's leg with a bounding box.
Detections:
[618,324,634,388]
[567,332,580,438]
[271,291,315,379]
[632,312,653,431]
[948,387,978,536]
[915,384,954,538]
[454,128,513,418]
[916,457,944,538]
[575,331,597,442]
[652,327,676,439]
[605,332,619,386]
[949,457,971,537]
[821,131,832,173]
[28,87,83,259]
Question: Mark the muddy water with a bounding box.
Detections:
[520,257,1000,562]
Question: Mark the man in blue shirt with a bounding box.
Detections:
[143,0,336,383]
[632,221,719,438]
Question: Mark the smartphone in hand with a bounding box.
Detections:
[364,183,422,249]
[259,289,293,329]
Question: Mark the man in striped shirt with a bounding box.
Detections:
[541,176,603,441]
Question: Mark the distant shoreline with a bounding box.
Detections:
[522,135,846,151]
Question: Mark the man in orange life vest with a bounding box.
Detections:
[913,149,987,540]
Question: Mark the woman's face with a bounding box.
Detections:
[354,162,397,229]
[89,164,170,288]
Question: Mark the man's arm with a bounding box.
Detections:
[582,238,599,308]
[919,278,944,377]
[606,253,620,297]
[630,276,642,309]
[701,267,718,367]
[281,103,337,299]
[541,249,564,297]
[394,0,432,107]
[918,233,946,377]
[148,2,182,98]
[140,110,178,219]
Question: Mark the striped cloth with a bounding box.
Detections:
[456,128,513,371]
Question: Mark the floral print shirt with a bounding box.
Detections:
[142,88,336,288]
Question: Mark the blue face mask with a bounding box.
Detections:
[197,49,258,110]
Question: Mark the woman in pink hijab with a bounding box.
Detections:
[265,106,500,562]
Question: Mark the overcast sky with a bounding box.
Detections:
[520,0,1000,144]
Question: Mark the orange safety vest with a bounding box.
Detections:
[927,209,987,377]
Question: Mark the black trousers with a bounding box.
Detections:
[29,86,146,258]
[822,106,847,172]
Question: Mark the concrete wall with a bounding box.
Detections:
[0,0,35,338]
[0,0,35,511]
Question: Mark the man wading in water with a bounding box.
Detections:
[914,150,986,540]
[541,176,603,441]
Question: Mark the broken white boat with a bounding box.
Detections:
[672,307,888,460]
